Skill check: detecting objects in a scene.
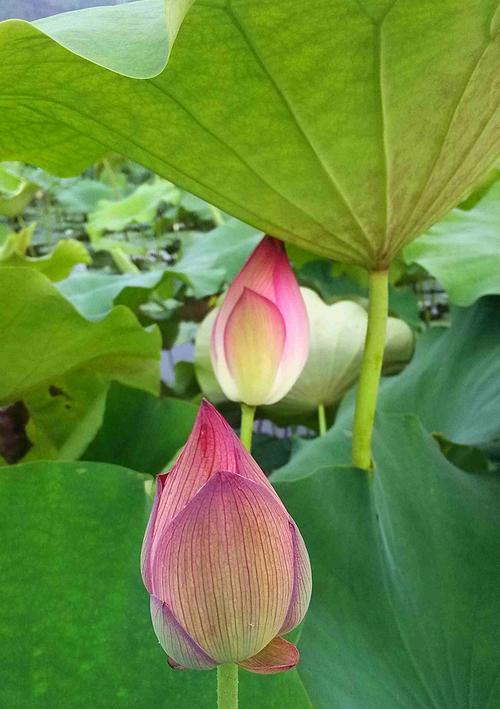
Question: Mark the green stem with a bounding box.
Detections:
[240,403,255,451]
[318,403,327,436]
[217,663,238,709]
[352,269,389,471]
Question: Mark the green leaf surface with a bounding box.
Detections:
[380,297,500,448]
[405,181,500,306]
[0,1,498,266]
[433,433,493,475]
[83,383,198,474]
[276,413,500,708]
[0,460,312,708]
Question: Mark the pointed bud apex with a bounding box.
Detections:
[210,236,309,406]
[141,400,312,672]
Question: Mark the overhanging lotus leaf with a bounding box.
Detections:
[0,0,498,266]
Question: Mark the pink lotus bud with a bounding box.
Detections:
[210,236,309,406]
[141,400,312,674]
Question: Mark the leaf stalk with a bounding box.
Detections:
[352,269,389,471]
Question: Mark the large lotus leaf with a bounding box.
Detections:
[0,460,312,708]
[0,1,498,266]
[405,180,500,306]
[275,413,500,708]
[274,296,500,481]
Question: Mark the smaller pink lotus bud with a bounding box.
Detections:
[141,400,312,673]
[210,236,309,406]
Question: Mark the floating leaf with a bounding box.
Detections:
[173,218,262,297]
[56,177,116,213]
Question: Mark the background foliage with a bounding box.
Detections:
[0,2,499,708]
[1,150,498,709]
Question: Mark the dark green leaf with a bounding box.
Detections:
[0,459,312,707]
[82,383,198,474]
[433,433,492,475]
[276,413,500,708]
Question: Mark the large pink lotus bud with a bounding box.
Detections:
[210,236,309,406]
[141,400,312,674]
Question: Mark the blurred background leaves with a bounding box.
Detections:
[0,2,499,700]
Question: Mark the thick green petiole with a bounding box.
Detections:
[352,269,389,471]
[240,403,255,451]
[217,663,238,709]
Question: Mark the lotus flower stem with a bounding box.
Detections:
[352,269,389,471]
[240,403,255,451]
[217,663,238,709]
[317,403,327,436]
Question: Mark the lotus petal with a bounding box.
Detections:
[149,470,295,664]
[150,595,217,670]
[238,636,299,674]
